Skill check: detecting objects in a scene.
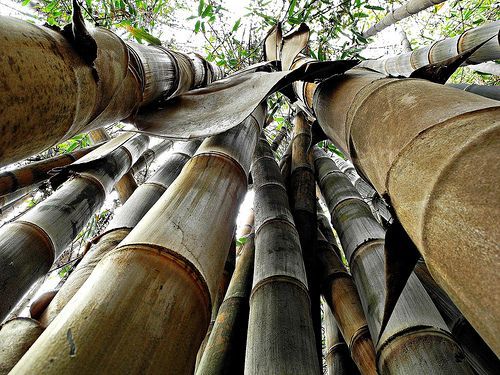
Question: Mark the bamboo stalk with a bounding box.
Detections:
[11,108,265,374]
[0,134,149,321]
[363,0,447,38]
[0,145,100,197]
[130,140,173,175]
[0,15,218,167]
[360,21,500,76]
[270,124,288,151]
[317,229,377,375]
[414,260,500,375]
[323,300,361,375]
[448,83,500,101]
[313,147,474,374]
[310,68,500,354]
[289,112,322,360]
[196,230,255,374]
[245,134,319,374]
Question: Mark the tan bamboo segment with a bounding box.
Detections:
[316,229,377,375]
[313,147,474,374]
[289,112,322,359]
[311,68,500,354]
[12,108,265,374]
[0,134,149,321]
[0,15,219,167]
[414,261,500,375]
[196,231,255,374]
[323,300,361,375]
[360,21,500,76]
[130,140,173,175]
[245,134,319,374]
[363,0,446,38]
[0,145,100,197]
[448,83,500,101]
[278,141,293,187]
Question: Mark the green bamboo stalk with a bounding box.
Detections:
[12,107,265,374]
[313,147,474,374]
[245,134,320,374]
[0,134,149,321]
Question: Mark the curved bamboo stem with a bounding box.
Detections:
[313,147,474,374]
[448,83,500,101]
[360,21,500,76]
[363,0,447,38]
[311,68,500,354]
[11,109,264,374]
[245,134,320,374]
[0,134,149,321]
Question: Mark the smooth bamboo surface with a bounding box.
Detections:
[312,68,500,354]
[363,0,446,37]
[11,108,265,374]
[130,140,173,175]
[360,21,500,76]
[0,16,218,167]
[448,83,500,101]
[245,134,320,375]
[196,233,255,374]
[313,147,474,374]
[324,300,361,375]
[0,134,149,321]
[0,145,99,197]
[317,230,377,375]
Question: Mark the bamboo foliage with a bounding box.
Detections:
[310,68,500,354]
[360,21,500,76]
[245,134,319,375]
[313,147,474,374]
[0,134,149,321]
[0,14,220,167]
[363,0,447,37]
[12,108,265,374]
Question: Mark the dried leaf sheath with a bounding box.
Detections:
[313,147,473,374]
[12,108,264,374]
[0,134,149,321]
[245,134,320,375]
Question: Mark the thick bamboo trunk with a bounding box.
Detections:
[324,300,361,375]
[0,134,149,321]
[448,83,500,101]
[309,68,500,354]
[0,145,99,197]
[313,147,474,374]
[360,21,500,76]
[196,231,255,374]
[0,184,39,216]
[12,108,264,374]
[289,112,322,360]
[131,140,173,175]
[245,134,320,374]
[414,261,500,375]
[363,0,447,37]
[278,141,293,187]
[0,15,219,167]
[317,230,377,375]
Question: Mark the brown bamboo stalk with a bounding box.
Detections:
[289,112,322,360]
[278,141,293,187]
[196,231,255,374]
[316,229,377,375]
[270,124,288,151]
[245,134,320,374]
[414,260,500,375]
[0,15,219,167]
[313,147,474,374]
[11,108,265,374]
[360,21,500,76]
[0,145,100,197]
[323,300,361,375]
[310,68,500,354]
[0,134,149,321]
[448,83,500,101]
[363,0,447,38]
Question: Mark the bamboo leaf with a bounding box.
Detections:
[197,0,204,16]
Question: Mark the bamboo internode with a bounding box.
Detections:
[0,16,220,167]
[245,134,320,374]
[311,69,500,354]
[360,21,500,76]
[448,83,500,101]
[313,147,474,374]
[12,108,264,374]
[0,134,149,321]
[130,139,173,175]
